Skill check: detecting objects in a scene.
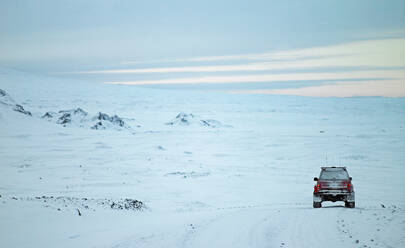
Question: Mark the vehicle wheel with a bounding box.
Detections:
[313,202,321,208]
[345,202,355,208]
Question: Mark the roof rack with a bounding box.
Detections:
[321,166,346,170]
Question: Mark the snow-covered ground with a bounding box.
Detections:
[1,68,404,247]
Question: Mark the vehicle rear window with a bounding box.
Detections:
[320,169,349,180]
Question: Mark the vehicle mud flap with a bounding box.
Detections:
[313,194,321,203]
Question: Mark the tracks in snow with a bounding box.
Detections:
[103,203,404,248]
[182,208,274,248]
[180,204,404,248]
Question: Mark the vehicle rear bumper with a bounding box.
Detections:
[313,191,355,203]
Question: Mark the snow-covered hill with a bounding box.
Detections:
[0,68,404,248]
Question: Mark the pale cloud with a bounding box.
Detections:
[78,38,405,75]
[120,54,259,64]
[96,37,405,97]
[230,80,405,98]
[264,38,405,65]
[105,70,405,85]
[77,63,273,74]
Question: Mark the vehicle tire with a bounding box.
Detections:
[345,202,355,208]
[313,202,321,208]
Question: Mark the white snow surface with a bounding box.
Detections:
[1,68,405,248]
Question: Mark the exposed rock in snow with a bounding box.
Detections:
[166,112,196,126]
[42,112,55,119]
[41,108,131,130]
[93,112,111,121]
[91,121,103,130]
[91,112,128,130]
[110,199,144,210]
[0,89,14,105]
[0,89,10,100]
[13,104,32,116]
[8,195,145,212]
[57,113,72,125]
[59,108,88,116]
[200,119,223,128]
[0,89,16,107]
[157,145,166,150]
[92,112,126,129]
[166,112,230,128]
[50,108,89,126]
[0,89,31,116]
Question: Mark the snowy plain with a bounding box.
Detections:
[1,67,405,248]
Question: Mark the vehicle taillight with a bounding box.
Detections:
[314,183,321,193]
[342,181,352,191]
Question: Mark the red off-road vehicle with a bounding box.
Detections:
[313,167,355,208]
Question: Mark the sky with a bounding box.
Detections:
[0,0,405,96]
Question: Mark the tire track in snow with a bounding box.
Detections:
[182,207,275,248]
[181,204,364,248]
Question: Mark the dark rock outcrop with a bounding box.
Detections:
[57,113,71,125]
[13,104,32,116]
[59,108,88,116]
[200,119,223,128]
[1,89,32,116]
[110,199,144,210]
[92,112,127,129]
[166,112,195,126]
[42,112,54,118]
[166,112,229,128]
[0,89,7,97]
